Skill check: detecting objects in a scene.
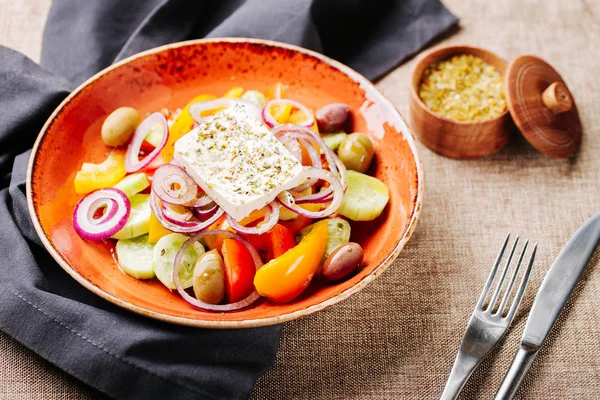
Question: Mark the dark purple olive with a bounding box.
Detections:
[316,103,351,132]
[321,242,364,281]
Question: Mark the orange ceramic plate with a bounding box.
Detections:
[26,39,423,328]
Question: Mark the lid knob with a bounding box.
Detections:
[542,81,573,115]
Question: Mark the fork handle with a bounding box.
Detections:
[440,350,482,400]
[494,345,538,400]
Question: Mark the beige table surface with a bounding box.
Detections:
[2,1,600,399]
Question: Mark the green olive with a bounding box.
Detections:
[337,132,374,173]
[101,107,140,147]
[193,249,226,305]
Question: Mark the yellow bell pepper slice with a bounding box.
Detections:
[254,219,328,303]
[279,203,320,220]
[264,82,293,123]
[223,86,244,98]
[148,213,172,244]
[312,120,320,134]
[287,108,320,133]
[161,94,217,162]
[264,82,287,100]
[270,103,293,124]
[74,149,127,194]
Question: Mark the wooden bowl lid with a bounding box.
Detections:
[505,55,581,158]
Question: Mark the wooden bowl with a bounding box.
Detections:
[27,38,423,328]
[409,45,514,159]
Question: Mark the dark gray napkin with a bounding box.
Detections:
[0,1,457,399]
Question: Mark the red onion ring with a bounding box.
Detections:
[277,168,344,219]
[125,112,168,173]
[280,137,303,161]
[162,203,193,224]
[300,138,322,168]
[275,128,329,192]
[152,164,199,206]
[273,124,347,190]
[173,230,262,312]
[194,202,219,219]
[295,137,325,192]
[150,192,224,234]
[87,198,118,225]
[277,135,320,192]
[293,188,334,204]
[225,202,280,235]
[262,99,315,128]
[189,193,214,208]
[73,188,131,240]
[281,136,322,169]
[273,125,335,171]
[332,149,348,191]
[188,99,262,124]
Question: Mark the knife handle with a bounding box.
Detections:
[494,345,538,400]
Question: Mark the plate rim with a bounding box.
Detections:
[26,37,424,329]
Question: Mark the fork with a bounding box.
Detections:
[440,233,537,400]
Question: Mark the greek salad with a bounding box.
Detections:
[72,84,389,312]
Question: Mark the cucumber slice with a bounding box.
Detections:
[339,170,389,221]
[113,173,150,197]
[322,132,347,150]
[144,122,164,147]
[241,90,266,107]
[111,194,151,239]
[154,233,205,290]
[116,235,155,279]
[300,217,351,258]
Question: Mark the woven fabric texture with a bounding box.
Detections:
[1,0,599,399]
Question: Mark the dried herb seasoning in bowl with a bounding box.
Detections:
[409,45,512,159]
[418,54,507,122]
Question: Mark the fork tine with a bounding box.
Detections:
[506,243,537,321]
[496,240,529,315]
[476,233,511,309]
[487,236,519,312]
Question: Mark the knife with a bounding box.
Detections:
[494,211,600,400]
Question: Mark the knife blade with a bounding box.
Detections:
[494,211,600,400]
[523,211,600,347]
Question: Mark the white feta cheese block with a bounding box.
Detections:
[174,104,305,221]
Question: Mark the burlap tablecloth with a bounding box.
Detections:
[1,0,599,399]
